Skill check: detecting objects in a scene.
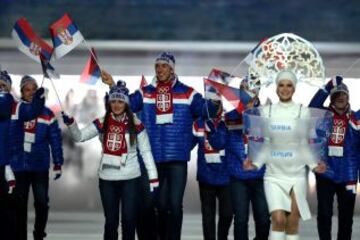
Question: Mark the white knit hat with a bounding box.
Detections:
[275,70,297,86]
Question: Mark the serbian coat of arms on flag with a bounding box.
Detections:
[50,13,84,59]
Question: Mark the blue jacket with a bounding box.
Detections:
[130,77,215,163]
[309,89,360,183]
[209,110,265,180]
[193,118,230,186]
[10,106,63,172]
[0,93,44,166]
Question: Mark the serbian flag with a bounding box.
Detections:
[205,68,236,100]
[50,13,84,59]
[204,78,252,114]
[80,48,100,85]
[140,75,148,89]
[12,18,53,63]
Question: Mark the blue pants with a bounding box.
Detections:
[14,171,49,240]
[156,161,187,240]
[230,178,270,240]
[99,177,140,240]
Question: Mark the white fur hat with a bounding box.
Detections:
[275,70,297,86]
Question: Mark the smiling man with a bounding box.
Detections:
[101,52,218,240]
[10,75,63,240]
[0,70,45,240]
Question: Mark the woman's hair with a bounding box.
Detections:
[102,102,137,147]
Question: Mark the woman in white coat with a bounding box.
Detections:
[62,80,158,240]
[244,70,326,240]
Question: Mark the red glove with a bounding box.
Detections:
[149,179,159,192]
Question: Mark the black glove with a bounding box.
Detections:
[205,119,216,133]
[34,87,45,100]
[61,112,74,125]
[325,76,343,92]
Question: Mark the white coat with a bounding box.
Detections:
[68,115,158,182]
[253,101,318,220]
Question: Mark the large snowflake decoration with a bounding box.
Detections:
[248,33,325,87]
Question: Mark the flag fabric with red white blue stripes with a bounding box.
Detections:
[205,68,235,100]
[80,48,100,85]
[140,75,148,89]
[12,18,53,63]
[204,78,252,114]
[50,13,84,59]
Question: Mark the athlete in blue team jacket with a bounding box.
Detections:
[192,107,233,240]
[209,76,270,240]
[0,70,45,240]
[309,77,360,240]
[100,52,218,240]
[10,76,63,240]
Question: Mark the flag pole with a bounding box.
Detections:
[40,75,45,87]
[230,38,267,77]
[229,58,246,78]
[39,56,64,112]
[203,78,211,120]
[47,76,64,112]
[342,57,360,77]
